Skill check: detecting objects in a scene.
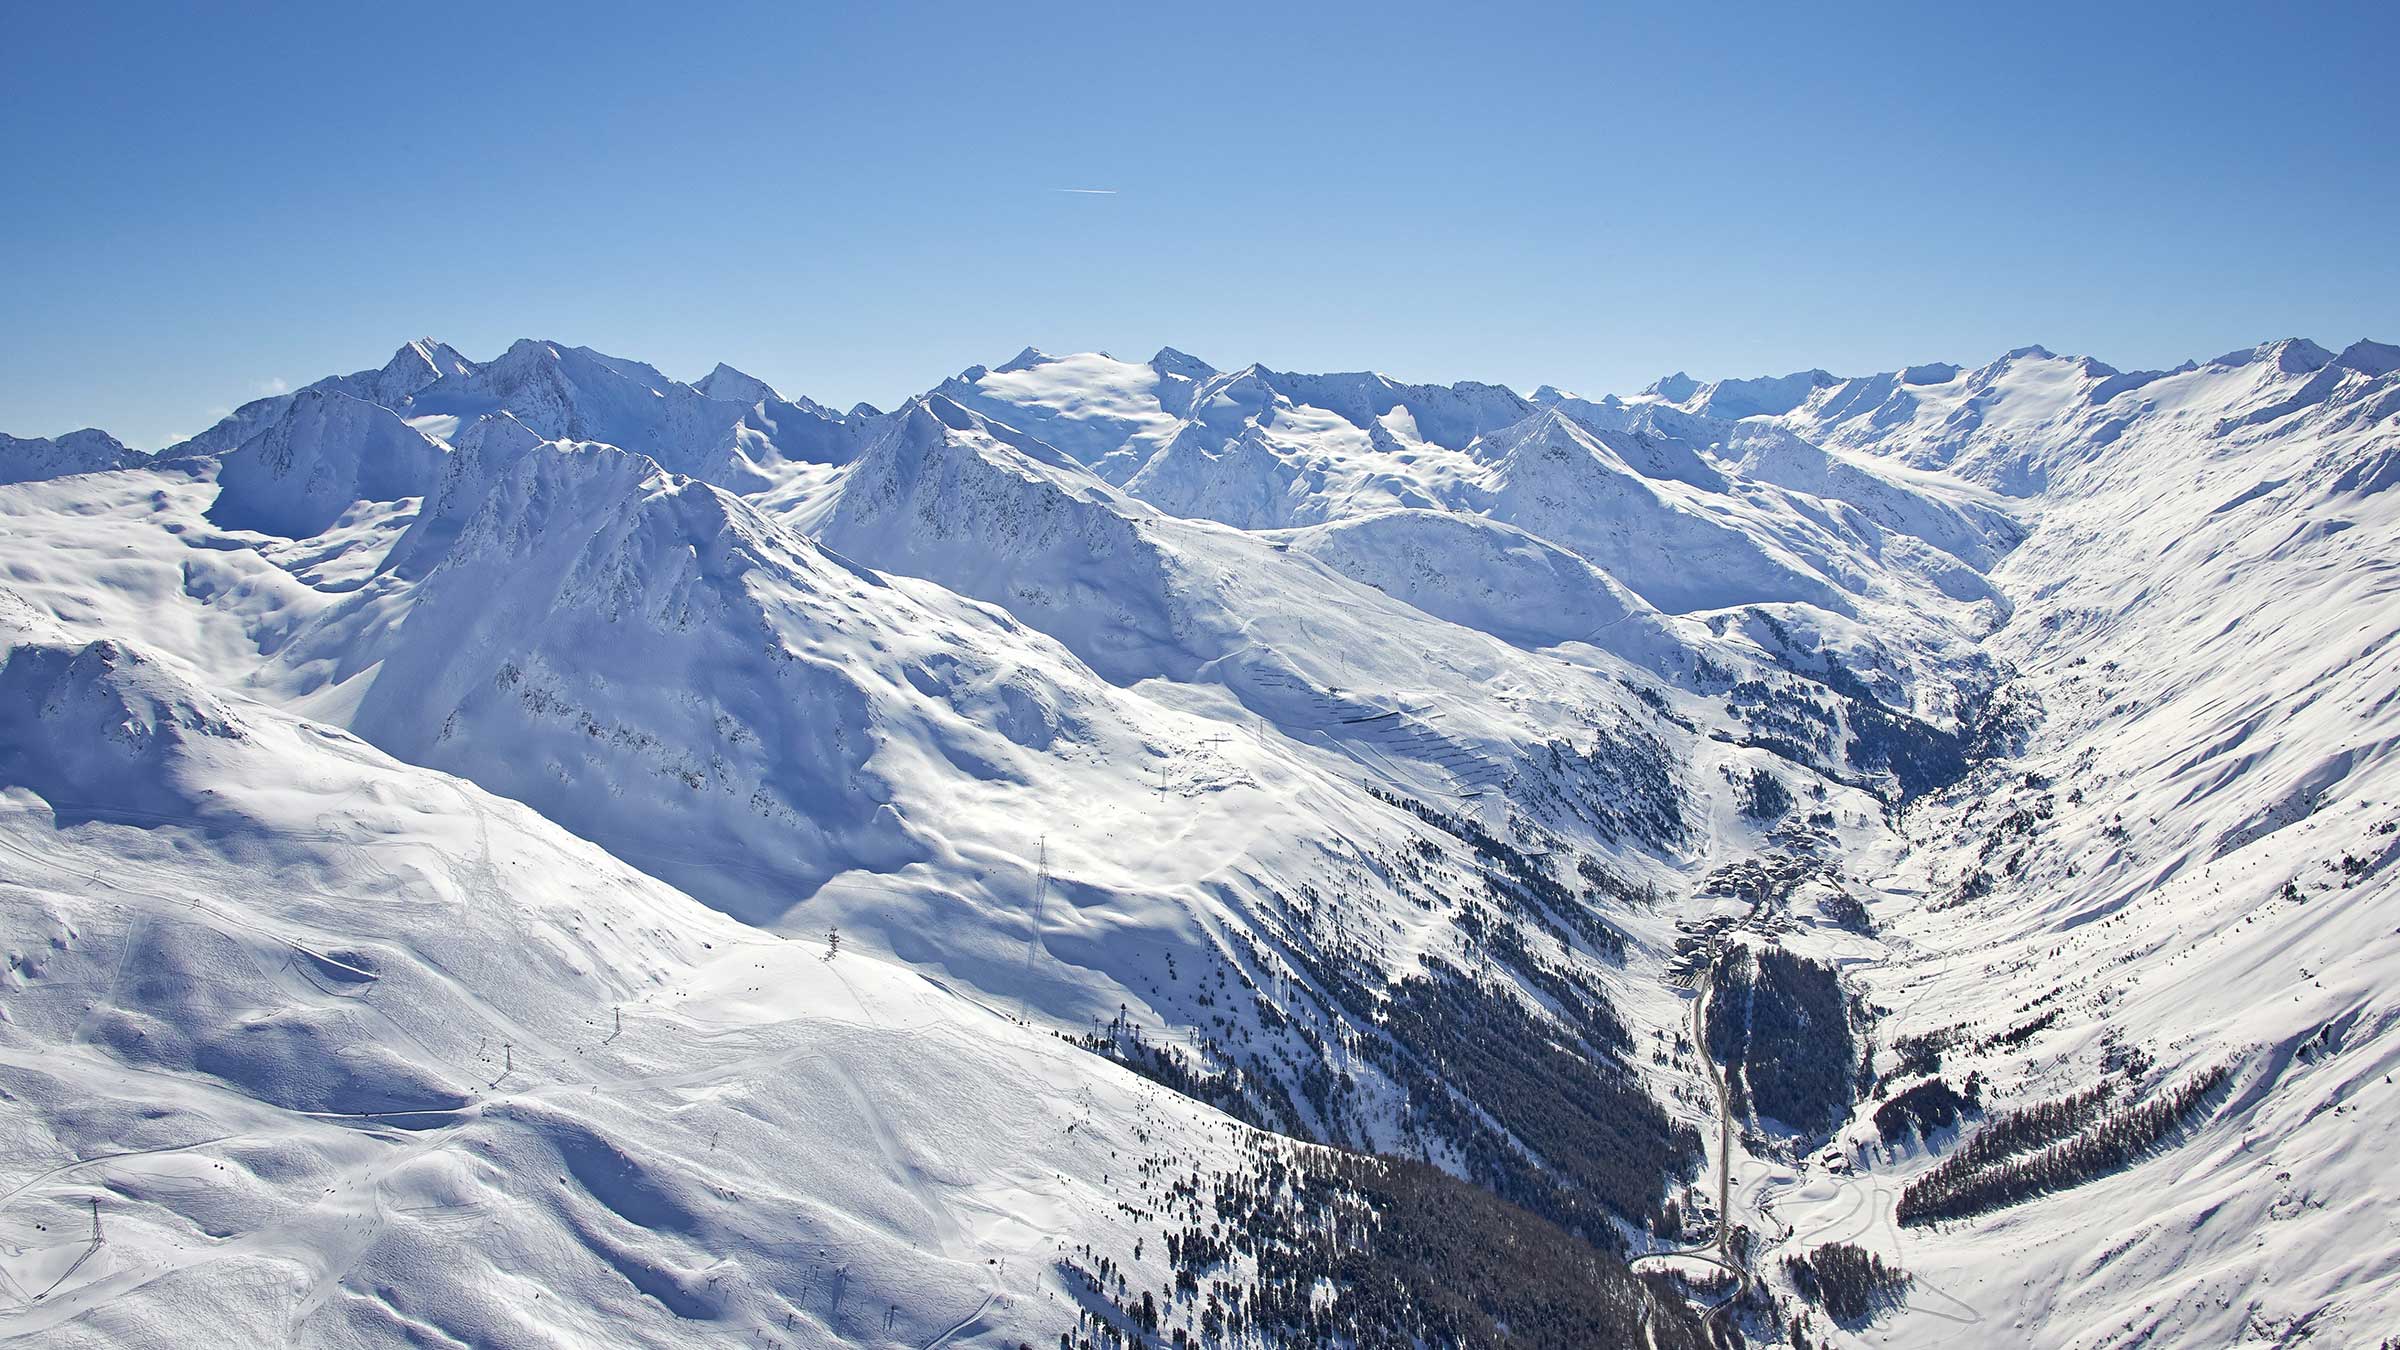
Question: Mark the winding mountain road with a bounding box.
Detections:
[1631,946,1753,1326]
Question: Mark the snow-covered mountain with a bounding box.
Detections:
[1621,335,2400,1346]
[172,338,864,494]
[168,337,478,459]
[3,329,2396,1348]
[0,428,144,485]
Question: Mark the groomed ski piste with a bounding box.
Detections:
[2,334,2395,1347]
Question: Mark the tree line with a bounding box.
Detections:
[1899,1064,2229,1224]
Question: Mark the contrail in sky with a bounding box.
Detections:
[1053,188,1118,195]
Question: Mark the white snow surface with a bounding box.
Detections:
[2,330,2397,1347]
[0,604,1247,1348]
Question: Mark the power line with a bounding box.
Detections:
[1014,837,1048,1023]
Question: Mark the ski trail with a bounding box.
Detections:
[921,1289,997,1348]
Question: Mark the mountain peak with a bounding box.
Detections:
[451,408,546,457]
[1481,404,1601,460]
[491,337,565,371]
[864,392,1087,479]
[696,361,785,406]
[1150,346,1218,381]
[2334,339,2400,378]
[384,337,471,379]
[355,337,477,409]
[1643,372,1701,403]
[54,427,128,454]
[1676,368,1839,420]
[2210,337,2335,374]
[896,392,981,437]
[0,427,140,485]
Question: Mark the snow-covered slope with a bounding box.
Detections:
[1614,335,2400,1348]
[1276,508,1680,661]
[207,391,451,540]
[0,604,1288,1349]
[1830,339,2400,1348]
[5,329,2397,1348]
[0,446,1719,1346]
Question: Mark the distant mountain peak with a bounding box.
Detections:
[1666,368,1839,420]
[2211,337,2336,374]
[469,340,580,398]
[1150,346,1218,381]
[1643,372,1701,403]
[0,427,141,485]
[38,427,126,454]
[696,361,785,406]
[384,337,472,380]
[2334,339,2400,378]
[896,391,980,436]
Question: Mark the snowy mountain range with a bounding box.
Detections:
[3,330,2395,1348]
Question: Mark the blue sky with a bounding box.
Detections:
[4,1,2393,447]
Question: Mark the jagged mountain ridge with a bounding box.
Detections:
[0,427,145,485]
[1643,336,2400,496]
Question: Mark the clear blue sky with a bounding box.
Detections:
[5,0,2394,447]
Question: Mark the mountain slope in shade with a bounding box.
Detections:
[207,390,451,539]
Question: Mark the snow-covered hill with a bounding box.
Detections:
[0,603,1284,1349]
[3,329,2395,1348]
